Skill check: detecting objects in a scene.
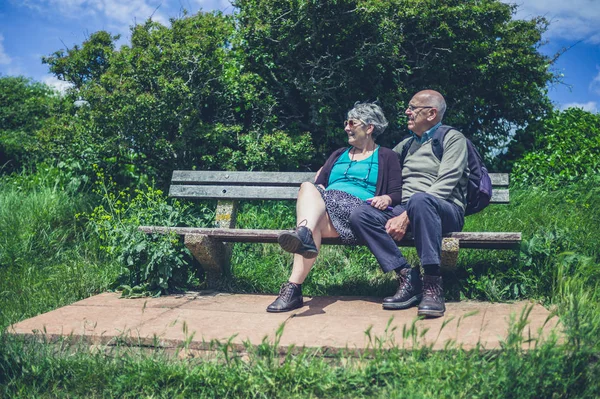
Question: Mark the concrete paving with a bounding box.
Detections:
[8,292,561,352]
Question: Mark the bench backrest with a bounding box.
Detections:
[169,171,510,203]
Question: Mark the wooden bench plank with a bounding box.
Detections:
[139,226,521,250]
[169,185,510,203]
[171,171,510,187]
[171,171,315,186]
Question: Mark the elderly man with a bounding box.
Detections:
[349,90,468,318]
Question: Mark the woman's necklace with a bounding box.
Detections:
[350,144,374,161]
[345,144,378,183]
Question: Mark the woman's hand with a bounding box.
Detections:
[367,195,392,210]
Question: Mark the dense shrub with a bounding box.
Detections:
[86,169,213,295]
[512,108,600,189]
[0,76,64,171]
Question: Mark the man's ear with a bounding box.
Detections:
[427,109,438,122]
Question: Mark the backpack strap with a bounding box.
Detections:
[398,136,414,166]
[430,125,454,161]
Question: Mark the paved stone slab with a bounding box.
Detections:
[7,292,561,352]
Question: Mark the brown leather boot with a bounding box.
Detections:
[382,267,422,310]
[417,275,445,318]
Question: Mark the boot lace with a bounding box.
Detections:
[279,283,297,302]
[395,269,412,297]
[297,219,308,228]
[423,278,442,300]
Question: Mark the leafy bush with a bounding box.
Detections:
[0,75,64,172]
[512,108,600,189]
[87,169,213,295]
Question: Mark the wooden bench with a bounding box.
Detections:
[139,171,521,287]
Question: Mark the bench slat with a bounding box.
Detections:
[172,171,510,187]
[139,226,521,250]
[169,185,510,203]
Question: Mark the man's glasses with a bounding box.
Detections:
[407,104,434,112]
[344,119,365,128]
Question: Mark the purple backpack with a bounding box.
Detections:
[399,125,492,216]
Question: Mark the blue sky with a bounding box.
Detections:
[1,0,598,113]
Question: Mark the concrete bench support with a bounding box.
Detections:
[441,237,460,271]
[184,234,230,288]
[185,200,238,287]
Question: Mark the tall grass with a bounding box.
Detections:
[1,318,598,398]
[0,169,120,331]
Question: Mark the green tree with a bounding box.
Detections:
[42,13,313,187]
[0,75,62,171]
[234,0,557,166]
[512,108,600,189]
[42,31,118,90]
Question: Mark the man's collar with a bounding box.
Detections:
[410,122,442,144]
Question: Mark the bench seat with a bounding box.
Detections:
[139,170,521,286]
[139,226,521,250]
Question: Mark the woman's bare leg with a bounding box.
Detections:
[267,183,338,312]
[294,182,327,231]
[288,184,339,284]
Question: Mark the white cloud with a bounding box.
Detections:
[20,0,171,34]
[590,68,600,96]
[503,0,600,43]
[562,101,598,113]
[0,34,13,65]
[42,74,74,94]
[192,0,234,13]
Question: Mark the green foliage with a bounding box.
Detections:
[0,75,63,171]
[42,31,118,89]
[1,324,599,398]
[0,167,89,269]
[234,0,556,163]
[86,169,213,295]
[512,108,600,188]
[41,14,313,188]
[27,1,556,186]
[0,168,119,330]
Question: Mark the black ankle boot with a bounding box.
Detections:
[383,267,422,310]
[417,275,445,318]
[266,282,303,313]
[277,226,318,258]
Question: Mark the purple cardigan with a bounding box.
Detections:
[314,147,403,205]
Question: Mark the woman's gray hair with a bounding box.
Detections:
[347,101,389,139]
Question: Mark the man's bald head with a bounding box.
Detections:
[413,90,446,122]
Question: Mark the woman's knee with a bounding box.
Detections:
[299,181,317,192]
[297,182,320,201]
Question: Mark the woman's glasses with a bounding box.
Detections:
[344,119,365,128]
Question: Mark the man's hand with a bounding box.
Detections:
[386,211,410,241]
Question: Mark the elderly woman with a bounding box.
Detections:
[267,102,403,312]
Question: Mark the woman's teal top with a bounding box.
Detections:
[326,147,379,201]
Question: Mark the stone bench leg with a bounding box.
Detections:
[185,234,231,288]
[186,200,238,288]
[440,237,460,271]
